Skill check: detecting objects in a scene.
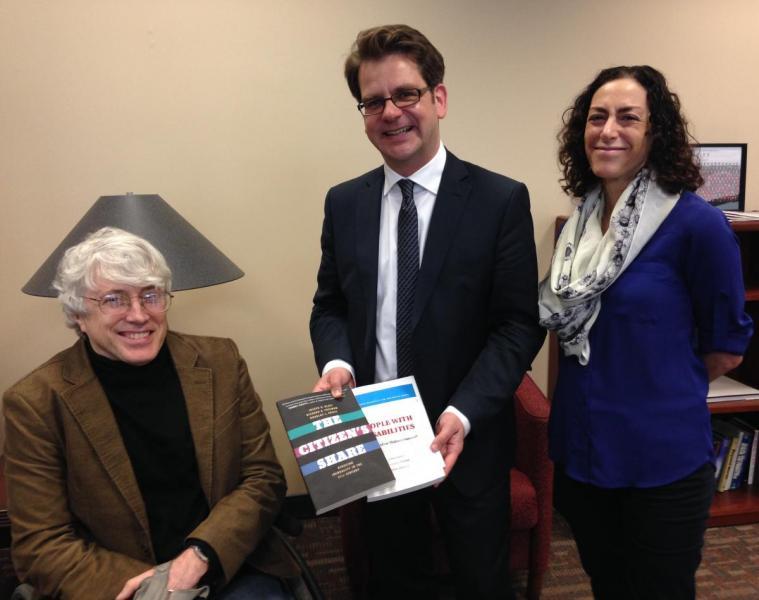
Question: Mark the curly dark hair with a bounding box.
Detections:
[344,24,445,102]
[558,65,703,198]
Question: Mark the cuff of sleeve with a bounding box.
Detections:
[443,405,471,436]
[185,538,222,584]
[700,332,754,356]
[322,359,356,381]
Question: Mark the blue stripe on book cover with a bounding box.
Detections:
[354,384,415,407]
[300,440,383,475]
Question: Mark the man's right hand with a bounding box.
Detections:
[312,367,355,398]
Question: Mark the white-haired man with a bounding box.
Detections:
[3,227,298,599]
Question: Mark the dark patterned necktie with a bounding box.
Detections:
[396,179,418,378]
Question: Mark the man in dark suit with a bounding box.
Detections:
[310,24,545,599]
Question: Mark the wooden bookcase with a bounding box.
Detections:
[709,219,759,526]
[547,217,759,527]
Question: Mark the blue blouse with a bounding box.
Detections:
[550,192,754,488]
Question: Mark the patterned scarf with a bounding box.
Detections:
[538,169,679,365]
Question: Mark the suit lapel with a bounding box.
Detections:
[61,333,216,536]
[60,341,151,534]
[413,153,471,329]
[355,168,384,358]
[168,333,215,503]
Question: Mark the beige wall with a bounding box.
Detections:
[2,0,758,495]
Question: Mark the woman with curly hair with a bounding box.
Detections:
[539,65,753,599]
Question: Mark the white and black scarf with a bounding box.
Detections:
[538,169,679,365]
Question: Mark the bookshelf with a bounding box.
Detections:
[547,217,759,527]
[709,399,759,415]
[709,219,759,526]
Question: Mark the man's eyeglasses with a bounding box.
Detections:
[357,86,432,116]
[85,290,173,315]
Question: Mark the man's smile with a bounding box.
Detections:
[119,331,151,340]
[384,126,414,136]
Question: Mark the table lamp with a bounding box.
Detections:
[22,193,244,296]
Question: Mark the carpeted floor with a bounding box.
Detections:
[289,510,759,599]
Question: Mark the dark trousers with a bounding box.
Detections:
[215,568,293,600]
[361,472,513,600]
[554,463,715,600]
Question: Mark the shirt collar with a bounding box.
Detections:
[383,143,447,196]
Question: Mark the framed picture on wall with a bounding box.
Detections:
[691,143,747,211]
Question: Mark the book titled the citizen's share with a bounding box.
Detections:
[277,376,445,514]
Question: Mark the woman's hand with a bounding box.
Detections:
[703,352,743,382]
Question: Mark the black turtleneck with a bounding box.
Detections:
[86,339,210,564]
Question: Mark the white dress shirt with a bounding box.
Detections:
[323,143,470,434]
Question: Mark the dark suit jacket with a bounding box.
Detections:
[3,331,298,599]
[310,151,545,494]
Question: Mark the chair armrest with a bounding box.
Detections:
[513,374,552,492]
[513,374,554,579]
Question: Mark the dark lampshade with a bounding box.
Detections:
[22,193,244,297]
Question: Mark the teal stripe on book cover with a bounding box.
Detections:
[287,409,365,440]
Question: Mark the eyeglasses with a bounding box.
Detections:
[357,86,432,116]
[85,290,173,315]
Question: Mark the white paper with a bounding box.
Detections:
[707,375,759,403]
[353,376,446,500]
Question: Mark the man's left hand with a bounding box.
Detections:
[115,568,155,600]
[167,547,208,591]
[431,412,465,476]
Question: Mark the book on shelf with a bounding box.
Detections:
[713,431,730,483]
[728,421,752,490]
[712,418,753,491]
[732,415,759,486]
[276,388,395,515]
[712,419,743,492]
[707,376,759,403]
[352,376,446,501]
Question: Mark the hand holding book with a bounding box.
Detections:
[276,387,394,515]
[311,366,355,398]
[431,412,465,477]
[353,376,447,501]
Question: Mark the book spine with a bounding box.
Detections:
[747,430,759,486]
[713,434,729,482]
[718,437,739,492]
[729,432,750,489]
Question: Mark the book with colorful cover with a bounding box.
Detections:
[352,376,446,501]
[712,419,745,492]
[276,388,395,515]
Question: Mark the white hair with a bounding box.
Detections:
[53,227,172,333]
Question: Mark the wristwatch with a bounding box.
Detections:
[190,544,209,563]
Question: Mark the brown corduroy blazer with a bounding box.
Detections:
[3,331,298,599]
